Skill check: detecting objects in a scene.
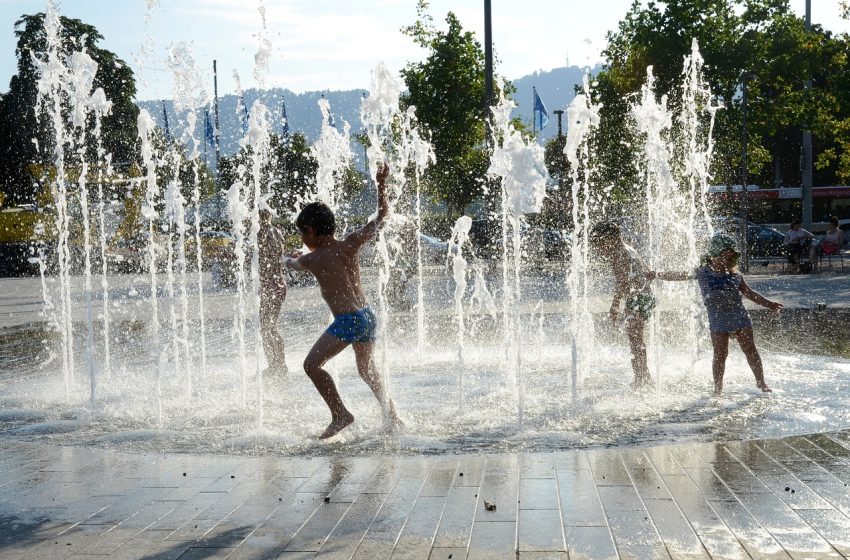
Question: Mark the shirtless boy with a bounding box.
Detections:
[284,163,402,439]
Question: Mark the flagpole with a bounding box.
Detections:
[213,60,221,168]
[532,86,536,136]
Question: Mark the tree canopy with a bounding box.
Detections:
[400,0,512,215]
[592,0,850,206]
[0,12,139,205]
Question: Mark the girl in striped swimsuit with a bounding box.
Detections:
[650,234,783,395]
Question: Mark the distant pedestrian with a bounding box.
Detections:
[819,216,845,257]
[783,218,816,273]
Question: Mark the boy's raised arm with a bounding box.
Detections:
[346,162,390,246]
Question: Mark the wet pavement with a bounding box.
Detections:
[2,431,850,559]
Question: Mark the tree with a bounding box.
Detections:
[400,1,511,215]
[217,131,364,223]
[0,12,139,205]
[593,0,850,200]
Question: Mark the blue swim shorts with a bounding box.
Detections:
[326,307,377,343]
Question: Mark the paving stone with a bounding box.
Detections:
[563,526,618,560]
[433,486,479,549]
[557,469,606,527]
[519,478,559,510]
[316,492,385,559]
[475,468,519,523]
[3,435,850,558]
[517,509,564,552]
[467,521,516,560]
[351,477,425,560]
[390,495,446,559]
[707,498,791,560]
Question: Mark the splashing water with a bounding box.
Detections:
[17,9,850,460]
[449,216,473,368]
[563,74,602,400]
[488,87,549,426]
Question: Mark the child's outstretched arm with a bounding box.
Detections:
[345,162,390,247]
[647,271,693,281]
[283,249,307,272]
[739,277,783,311]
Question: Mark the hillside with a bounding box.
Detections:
[136,64,602,167]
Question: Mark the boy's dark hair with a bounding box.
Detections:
[830,215,839,227]
[296,201,335,236]
[790,217,802,227]
[589,221,621,243]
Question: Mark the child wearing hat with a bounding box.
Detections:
[649,233,783,395]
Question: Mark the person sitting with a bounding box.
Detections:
[783,218,816,273]
[820,216,845,257]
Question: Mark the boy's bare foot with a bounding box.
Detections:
[756,383,772,393]
[713,385,723,396]
[318,412,354,440]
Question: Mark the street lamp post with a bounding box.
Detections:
[801,0,813,229]
[553,109,564,139]
[740,73,751,273]
[484,0,493,111]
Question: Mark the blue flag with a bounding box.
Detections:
[281,98,290,138]
[162,101,172,143]
[240,95,249,134]
[204,108,216,150]
[533,87,549,131]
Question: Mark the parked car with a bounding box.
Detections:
[746,224,786,257]
[712,216,787,258]
[185,230,236,269]
[106,232,166,273]
[418,233,451,263]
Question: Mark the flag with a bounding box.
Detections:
[533,87,549,131]
[162,101,172,143]
[239,94,249,134]
[281,97,290,140]
[204,108,215,150]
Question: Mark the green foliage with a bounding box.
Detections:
[218,131,365,223]
[400,1,510,215]
[594,0,850,194]
[0,12,139,205]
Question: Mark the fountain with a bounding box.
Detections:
[4,3,850,459]
[487,88,549,425]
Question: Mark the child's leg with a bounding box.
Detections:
[352,341,401,423]
[625,316,650,385]
[260,291,286,372]
[303,332,353,438]
[710,332,729,394]
[735,328,771,391]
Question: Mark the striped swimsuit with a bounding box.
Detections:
[696,265,752,333]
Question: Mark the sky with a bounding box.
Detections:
[1,0,848,102]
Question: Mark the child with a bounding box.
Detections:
[257,208,288,376]
[284,162,402,439]
[589,221,655,388]
[650,233,782,395]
